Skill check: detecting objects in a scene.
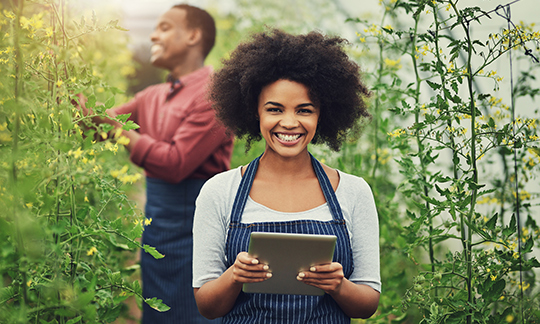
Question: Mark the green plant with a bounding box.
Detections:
[347,0,540,323]
[0,1,167,322]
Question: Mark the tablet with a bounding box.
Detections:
[242,232,337,296]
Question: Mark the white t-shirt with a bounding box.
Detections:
[192,166,381,292]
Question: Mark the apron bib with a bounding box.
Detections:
[223,154,354,324]
[142,177,219,324]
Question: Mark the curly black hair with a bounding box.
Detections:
[208,29,371,151]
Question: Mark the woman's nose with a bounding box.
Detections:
[279,112,299,128]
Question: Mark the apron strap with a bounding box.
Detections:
[310,153,345,222]
[229,155,261,223]
[229,153,344,223]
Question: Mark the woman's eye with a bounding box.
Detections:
[298,109,313,114]
[267,108,281,112]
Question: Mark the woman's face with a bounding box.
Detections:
[257,79,320,159]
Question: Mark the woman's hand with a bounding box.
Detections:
[296,262,380,319]
[296,262,344,294]
[231,251,272,285]
[194,251,272,319]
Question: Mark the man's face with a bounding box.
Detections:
[150,8,192,70]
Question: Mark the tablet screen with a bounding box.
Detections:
[242,232,337,296]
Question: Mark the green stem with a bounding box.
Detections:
[462,20,478,324]
[371,10,388,181]
[11,0,29,308]
[410,8,434,274]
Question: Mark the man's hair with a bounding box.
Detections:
[172,4,216,58]
[208,29,372,151]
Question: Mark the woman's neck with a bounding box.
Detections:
[257,149,315,180]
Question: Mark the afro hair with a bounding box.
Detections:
[208,29,371,151]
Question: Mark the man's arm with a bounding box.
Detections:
[129,104,229,182]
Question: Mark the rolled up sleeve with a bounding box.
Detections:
[129,102,229,183]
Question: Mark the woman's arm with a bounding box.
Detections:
[297,263,380,319]
[193,252,271,319]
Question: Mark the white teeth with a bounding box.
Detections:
[276,133,301,142]
[151,44,162,54]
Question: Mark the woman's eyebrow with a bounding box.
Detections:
[264,101,284,107]
[297,103,315,108]
[264,102,314,107]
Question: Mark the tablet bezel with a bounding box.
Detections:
[242,232,337,296]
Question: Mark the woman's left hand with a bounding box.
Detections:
[296,262,344,295]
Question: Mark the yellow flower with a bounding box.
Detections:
[114,128,123,139]
[84,196,89,203]
[117,136,130,146]
[144,218,153,226]
[72,147,83,159]
[506,314,514,323]
[384,58,402,69]
[387,129,406,138]
[104,142,119,154]
[490,274,497,281]
[56,80,63,87]
[27,280,32,287]
[3,10,16,20]
[87,247,98,256]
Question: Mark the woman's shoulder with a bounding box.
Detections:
[196,167,242,210]
[336,170,374,198]
[202,167,242,191]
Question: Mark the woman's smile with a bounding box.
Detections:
[274,132,303,144]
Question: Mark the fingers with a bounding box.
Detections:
[296,262,344,292]
[232,252,272,284]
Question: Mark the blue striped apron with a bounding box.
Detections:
[223,154,354,324]
[142,177,220,324]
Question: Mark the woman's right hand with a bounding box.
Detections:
[194,252,271,319]
[231,251,272,284]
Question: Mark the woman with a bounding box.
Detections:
[192,29,380,323]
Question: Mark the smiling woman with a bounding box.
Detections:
[192,29,380,323]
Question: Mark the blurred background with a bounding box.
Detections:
[73,0,539,96]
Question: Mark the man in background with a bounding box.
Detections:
[79,4,232,323]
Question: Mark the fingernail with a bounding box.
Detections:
[266,272,273,278]
[252,259,259,264]
[263,265,269,270]
[296,275,303,281]
[298,272,305,278]
[310,267,316,272]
